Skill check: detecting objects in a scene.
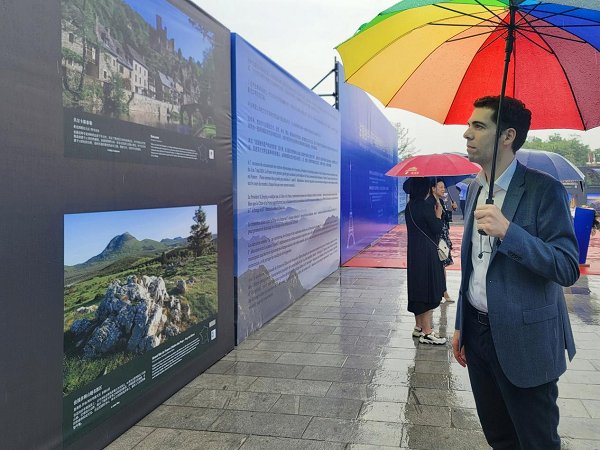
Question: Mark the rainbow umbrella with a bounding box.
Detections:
[336,0,600,200]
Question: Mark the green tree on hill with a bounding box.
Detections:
[188,207,213,257]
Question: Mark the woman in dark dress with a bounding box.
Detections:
[406,177,446,344]
[429,178,455,303]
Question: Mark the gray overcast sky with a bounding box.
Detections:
[195,0,600,155]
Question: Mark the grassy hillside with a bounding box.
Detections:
[63,249,217,396]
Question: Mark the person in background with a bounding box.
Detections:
[456,181,468,220]
[452,95,579,449]
[428,178,455,303]
[406,177,446,345]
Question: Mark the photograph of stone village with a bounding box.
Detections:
[61,0,217,138]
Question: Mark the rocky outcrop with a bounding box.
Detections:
[176,279,187,293]
[69,275,193,359]
[76,305,98,314]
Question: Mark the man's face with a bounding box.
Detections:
[463,107,498,167]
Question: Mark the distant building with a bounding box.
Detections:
[126,45,149,96]
[96,21,132,88]
[156,71,183,105]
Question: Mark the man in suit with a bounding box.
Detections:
[451,96,579,450]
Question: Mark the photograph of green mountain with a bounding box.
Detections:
[61,0,217,138]
[63,205,217,397]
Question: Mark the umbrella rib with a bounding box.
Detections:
[521,29,588,44]
[518,13,587,130]
[476,29,508,54]
[474,0,506,24]
[432,4,504,27]
[446,29,495,43]
[514,29,553,54]
[519,6,600,27]
[515,2,544,27]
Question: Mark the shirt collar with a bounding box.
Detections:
[476,157,517,194]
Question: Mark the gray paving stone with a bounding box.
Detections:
[451,407,482,430]
[296,333,360,345]
[162,387,203,406]
[276,324,337,334]
[380,347,418,360]
[269,316,319,325]
[294,311,348,319]
[246,331,303,341]
[236,339,261,350]
[239,435,346,450]
[187,374,258,391]
[132,429,246,450]
[254,340,321,353]
[226,361,304,379]
[559,382,600,400]
[562,438,600,450]
[402,424,490,450]
[344,356,414,372]
[326,382,409,403]
[186,389,236,409]
[559,417,600,440]
[325,306,376,314]
[296,395,363,419]
[582,399,600,418]
[566,358,598,371]
[225,391,281,412]
[223,349,284,363]
[105,426,155,450]
[137,406,223,430]
[209,410,312,438]
[297,366,374,383]
[404,403,451,427]
[317,343,382,356]
[205,359,237,374]
[275,352,347,367]
[270,394,300,414]
[409,387,477,409]
[558,398,591,418]
[302,417,403,447]
[313,318,368,328]
[249,377,332,396]
[563,369,600,385]
[358,401,404,422]
[371,370,410,386]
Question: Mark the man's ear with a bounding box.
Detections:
[503,128,516,145]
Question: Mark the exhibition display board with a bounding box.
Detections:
[339,64,399,264]
[232,35,341,344]
[0,1,233,449]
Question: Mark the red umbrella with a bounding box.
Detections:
[386,153,481,177]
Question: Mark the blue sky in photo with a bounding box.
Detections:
[124,0,213,63]
[64,205,217,266]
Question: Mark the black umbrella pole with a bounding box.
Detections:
[480,6,516,234]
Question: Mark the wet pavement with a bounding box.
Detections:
[109,268,600,449]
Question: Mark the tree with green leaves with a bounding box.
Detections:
[188,207,213,257]
[524,134,590,166]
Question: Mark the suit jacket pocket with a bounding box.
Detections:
[523,303,558,324]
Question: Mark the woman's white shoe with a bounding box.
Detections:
[419,333,447,345]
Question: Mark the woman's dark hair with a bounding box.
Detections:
[409,177,430,200]
[429,177,444,192]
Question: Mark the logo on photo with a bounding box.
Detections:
[211,329,216,340]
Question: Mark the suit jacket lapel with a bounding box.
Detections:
[488,161,526,265]
[462,180,482,267]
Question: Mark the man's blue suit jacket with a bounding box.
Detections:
[455,161,579,388]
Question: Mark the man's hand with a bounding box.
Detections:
[474,204,510,239]
[451,330,466,367]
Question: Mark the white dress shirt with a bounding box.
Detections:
[468,158,518,313]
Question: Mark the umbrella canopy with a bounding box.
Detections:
[336,0,600,131]
[515,148,585,181]
[387,153,481,177]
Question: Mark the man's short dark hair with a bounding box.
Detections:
[409,177,430,200]
[473,96,532,153]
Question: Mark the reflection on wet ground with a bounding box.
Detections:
[110,268,600,449]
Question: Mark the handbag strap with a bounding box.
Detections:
[408,202,441,250]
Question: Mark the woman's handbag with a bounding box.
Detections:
[408,203,449,261]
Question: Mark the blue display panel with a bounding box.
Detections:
[232,35,341,343]
[339,64,398,264]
